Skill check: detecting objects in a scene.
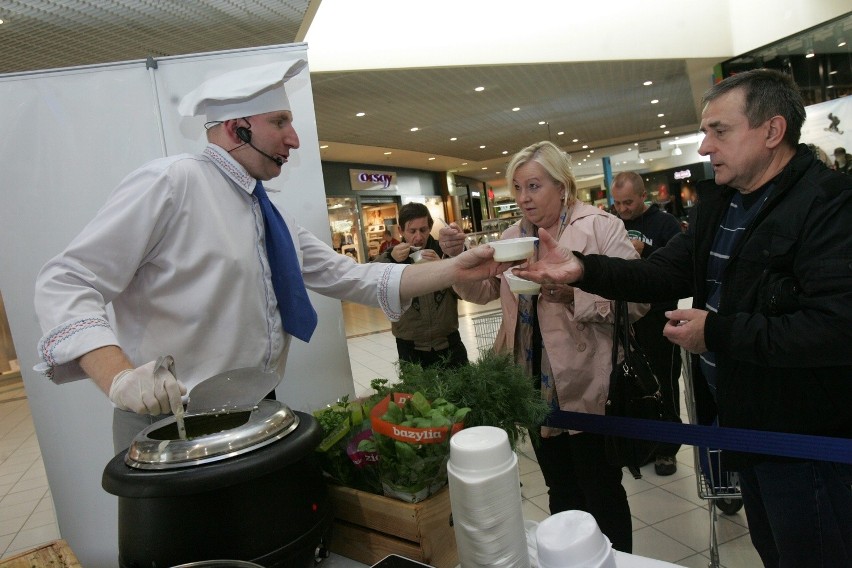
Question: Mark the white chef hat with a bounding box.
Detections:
[178,59,308,122]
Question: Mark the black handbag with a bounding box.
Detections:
[604,300,664,479]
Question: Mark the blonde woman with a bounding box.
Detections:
[441,141,646,552]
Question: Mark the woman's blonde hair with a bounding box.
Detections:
[506,140,577,206]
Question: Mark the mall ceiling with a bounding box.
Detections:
[1,1,848,184]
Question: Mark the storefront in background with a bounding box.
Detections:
[452,175,491,233]
[321,162,446,262]
[640,162,714,220]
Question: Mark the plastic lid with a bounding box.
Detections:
[536,510,615,568]
[449,426,512,473]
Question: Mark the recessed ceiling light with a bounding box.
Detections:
[572,138,579,143]
[502,150,508,155]
[496,171,502,175]
[589,150,594,154]
[481,167,488,170]
[651,99,659,104]
[538,121,546,125]
[512,107,520,112]
[557,131,564,135]
[428,157,436,161]
[634,142,639,146]
[829,70,838,75]
[0,19,5,24]
[410,127,419,132]
[664,130,670,134]
[582,145,588,149]
[450,137,457,141]
[475,86,485,92]
[384,151,392,155]
[643,80,653,86]
[320,145,329,149]
[462,162,468,166]
[657,113,665,118]
[355,112,365,117]
[480,145,486,149]
[660,124,666,128]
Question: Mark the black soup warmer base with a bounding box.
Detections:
[102,406,332,568]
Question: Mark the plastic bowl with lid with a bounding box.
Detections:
[489,237,538,262]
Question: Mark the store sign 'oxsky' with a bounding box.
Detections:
[350,169,398,191]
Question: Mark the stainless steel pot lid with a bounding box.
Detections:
[170,562,265,567]
[125,400,299,470]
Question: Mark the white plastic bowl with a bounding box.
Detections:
[448,426,513,473]
[504,272,541,294]
[489,237,538,262]
[536,510,616,568]
[410,250,424,263]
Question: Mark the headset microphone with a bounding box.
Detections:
[235,127,284,166]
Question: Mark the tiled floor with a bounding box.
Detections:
[0,300,763,566]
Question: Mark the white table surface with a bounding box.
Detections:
[321,551,684,567]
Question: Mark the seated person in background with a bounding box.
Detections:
[373,203,468,369]
[378,229,400,254]
[834,147,852,175]
[331,231,344,252]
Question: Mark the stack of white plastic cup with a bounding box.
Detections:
[447,426,530,568]
[535,510,616,568]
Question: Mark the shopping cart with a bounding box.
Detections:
[681,348,744,568]
[471,309,503,356]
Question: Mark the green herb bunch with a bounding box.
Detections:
[391,351,551,449]
[313,396,378,491]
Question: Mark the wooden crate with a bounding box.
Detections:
[0,539,81,568]
[326,485,458,568]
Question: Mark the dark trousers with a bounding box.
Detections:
[739,460,852,568]
[531,431,633,553]
[633,309,682,457]
[395,330,468,369]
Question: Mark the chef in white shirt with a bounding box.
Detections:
[33,59,512,452]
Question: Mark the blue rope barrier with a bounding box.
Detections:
[547,410,852,464]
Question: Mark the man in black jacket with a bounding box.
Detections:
[518,69,852,567]
[611,171,684,476]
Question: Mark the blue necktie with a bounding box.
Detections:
[254,181,317,342]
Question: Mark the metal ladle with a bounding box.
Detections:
[153,355,186,440]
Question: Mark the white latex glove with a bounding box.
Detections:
[108,359,187,415]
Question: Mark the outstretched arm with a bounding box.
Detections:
[399,244,516,302]
[512,228,585,285]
